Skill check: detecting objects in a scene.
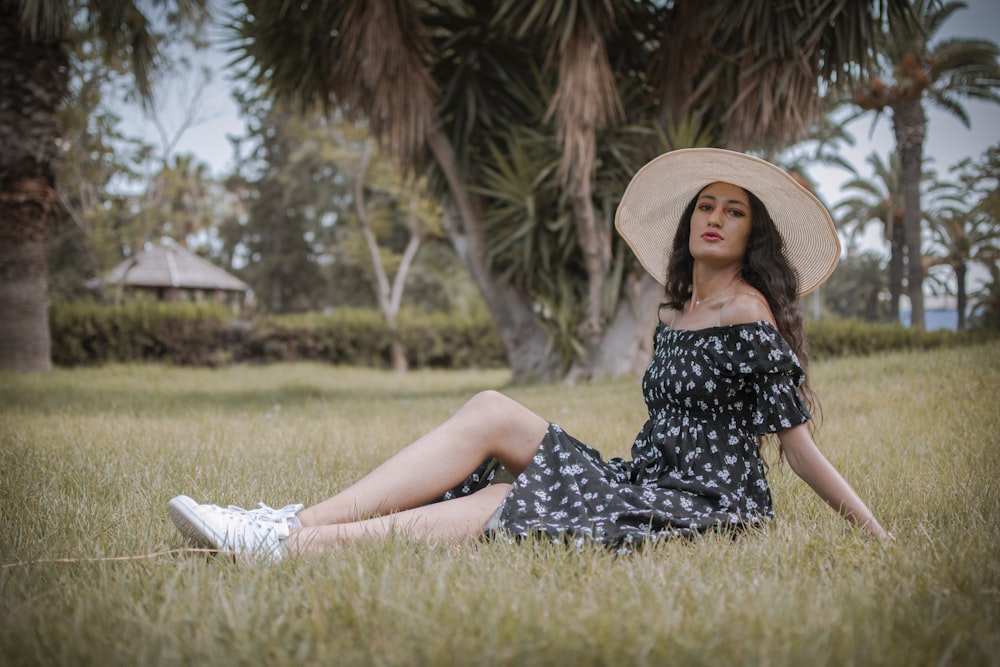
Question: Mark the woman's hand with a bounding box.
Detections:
[777,424,892,542]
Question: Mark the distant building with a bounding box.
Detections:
[99,237,249,310]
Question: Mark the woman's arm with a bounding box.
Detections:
[777,424,893,542]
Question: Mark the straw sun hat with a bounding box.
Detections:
[614,148,841,296]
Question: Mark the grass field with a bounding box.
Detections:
[2,344,999,666]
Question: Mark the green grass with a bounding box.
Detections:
[1,345,998,667]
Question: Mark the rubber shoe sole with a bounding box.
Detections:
[168,495,224,552]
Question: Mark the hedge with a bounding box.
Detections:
[49,303,507,369]
[49,302,995,369]
[49,301,234,367]
[804,317,997,360]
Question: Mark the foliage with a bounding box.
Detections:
[48,303,507,369]
[49,301,234,367]
[924,144,1000,329]
[1,345,999,665]
[969,263,1000,329]
[804,316,996,359]
[47,28,153,300]
[218,94,471,318]
[41,4,229,305]
[218,100,336,313]
[849,0,1000,328]
[227,0,919,378]
[832,151,908,320]
[821,252,890,322]
[49,301,998,371]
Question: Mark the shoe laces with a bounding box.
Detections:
[226,502,304,524]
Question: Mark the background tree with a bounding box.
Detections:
[229,0,916,381]
[330,120,440,372]
[1,0,207,371]
[924,145,1000,330]
[969,264,1000,329]
[222,99,333,313]
[822,252,890,322]
[834,152,907,322]
[852,0,1000,329]
[48,29,153,301]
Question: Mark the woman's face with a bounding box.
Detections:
[688,181,753,267]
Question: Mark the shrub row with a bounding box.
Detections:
[49,302,507,369]
[50,301,234,367]
[805,317,996,360]
[50,302,995,369]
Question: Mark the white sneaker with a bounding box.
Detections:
[168,495,302,562]
[228,501,304,527]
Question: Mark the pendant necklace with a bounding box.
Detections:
[691,284,741,309]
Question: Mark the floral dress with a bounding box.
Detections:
[440,321,811,547]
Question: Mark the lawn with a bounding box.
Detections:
[2,344,998,666]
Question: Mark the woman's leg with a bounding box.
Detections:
[288,484,513,554]
[296,391,548,527]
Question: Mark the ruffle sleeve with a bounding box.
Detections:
[732,322,812,434]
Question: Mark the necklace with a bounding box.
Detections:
[691,284,741,308]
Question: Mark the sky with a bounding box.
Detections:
[129,0,1000,252]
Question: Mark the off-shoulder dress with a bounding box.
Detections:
[440,321,811,547]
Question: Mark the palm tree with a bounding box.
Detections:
[231,0,919,381]
[852,0,1000,329]
[834,152,907,322]
[969,263,1000,330]
[923,150,1000,330]
[823,252,890,321]
[0,0,207,371]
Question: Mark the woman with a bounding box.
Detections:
[168,148,892,561]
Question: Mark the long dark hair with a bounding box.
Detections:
[663,186,818,421]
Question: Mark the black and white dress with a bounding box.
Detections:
[440,320,811,548]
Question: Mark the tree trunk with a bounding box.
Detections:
[589,273,663,377]
[0,4,67,371]
[0,232,51,371]
[566,170,611,378]
[888,220,905,322]
[348,138,416,374]
[864,289,879,322]
[389,338,408,373]
[430,118,658,382]
[426,128,559,382]
[956,262,967,331]
[892,97,927,328]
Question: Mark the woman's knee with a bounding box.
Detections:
[462,389,515,415]
[459,391,546,465]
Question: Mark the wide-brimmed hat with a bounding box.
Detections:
[614,148,840,296]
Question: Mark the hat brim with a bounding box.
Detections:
[614,148,840,296]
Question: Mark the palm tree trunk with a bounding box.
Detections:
[888,221,905,322]
[425,128,559,382]
[567,172,610,375]
[0,3,66,371]
[893,97,927,328]
[956,262,967,331]
[865,289,879,321]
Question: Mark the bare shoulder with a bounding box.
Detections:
[657,303,681,327]
[719,291,775,327]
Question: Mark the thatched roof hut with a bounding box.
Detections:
[102,238,249,306]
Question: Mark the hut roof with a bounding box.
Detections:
[104,238,249,292]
